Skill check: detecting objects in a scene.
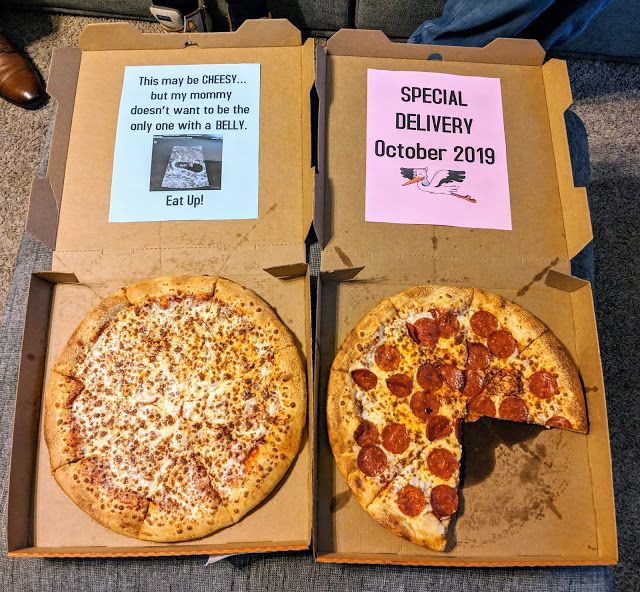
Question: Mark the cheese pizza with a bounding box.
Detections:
[327,285,586,551]
[45,275,306,542]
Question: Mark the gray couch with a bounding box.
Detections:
[9,0,640,60]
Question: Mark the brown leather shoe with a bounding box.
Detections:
[0,33,45,109]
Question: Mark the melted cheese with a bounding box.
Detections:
[64,291,292,513]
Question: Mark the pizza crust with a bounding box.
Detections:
[53,458,149,539]
[389,285,473,319]
[326,369,363,481]
[346,470,391,509]
[137,454,235,542]
[138,501,234,543]
[53,289,130,377]
[44,371,85,470]
[124,275,217,305]
[517,331,587,432]
[226,345,307,522]
[367,500,447,551]
[213,277,297,351]
[332,298,399,373]
[470,288,547,351]
[326,369,391,508]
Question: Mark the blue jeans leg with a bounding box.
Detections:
[409,0,612,51]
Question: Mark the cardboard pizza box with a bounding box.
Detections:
[313,30,617,566]
[8,20,319,558]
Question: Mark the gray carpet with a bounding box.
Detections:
[0,9,638,592]
[0,10,156,317]
[567,59,640,591]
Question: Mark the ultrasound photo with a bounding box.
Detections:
[162,145,208,189]
[149,135,223,191]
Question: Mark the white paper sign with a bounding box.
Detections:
[109,63,260,222]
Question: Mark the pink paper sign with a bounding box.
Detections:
[365,69,511,230]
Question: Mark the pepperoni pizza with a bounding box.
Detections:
[327,285,586,551]
[45,276,306,542]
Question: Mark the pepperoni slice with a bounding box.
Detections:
[381,422,410,454]
[437,310,460,339]
[410,391,440,421]
[413,317,439,347]
[470,310,499,338]
[397,485,426,517]
[374,344,401,371]
[466,342,491,370]
[486,369,521,397]
[427,448,459,480]
[386,373,413,398]
[439,364,465,391]
[430,484,459,519]
[426,415,453,441]
[462,369,484,397]
[487,330,517,359]
[454,418,462,444]
[529,370,558,399]
[545,416,572,430]
[354,420,379,446]
[356,444,388,477]
[350,369,377,391]
[468,394,496,417]
[416,362,443,393]
[499,397,529,422]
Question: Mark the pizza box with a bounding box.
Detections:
[313,30,617,566]
[8,20,320,558]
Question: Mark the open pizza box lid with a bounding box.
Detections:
[313,30,617,566]
[9,20,318,558]
[27,19,317,277]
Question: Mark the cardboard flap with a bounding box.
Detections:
[46,47,82,105]
[566,286,617,563]
[319,250,570,290]
[544,268,589,292]
[33,271,79,284]
[26,179,59,250]
[79,20,301,51]
[46,47,81,206]
[27,47,81,249]
[313,44,327,247]
[542,59,592,258]
[7,276,54,552]
[327,31,544,66]
[302,38,317,237]
[320,267,365,282]
[51,20,313,279]
[545,268,616,563]
[264,262,308,279]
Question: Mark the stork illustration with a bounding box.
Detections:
[400,167,476,203]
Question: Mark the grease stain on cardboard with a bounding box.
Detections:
[334,246,353,267]
[460,418,569,545]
